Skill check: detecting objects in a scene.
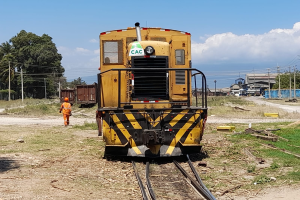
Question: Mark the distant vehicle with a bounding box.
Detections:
[60,89,76,105]
[246,89,261,96]
[76,83,97,107]
[60,83,97,107]
[239,89,247,96]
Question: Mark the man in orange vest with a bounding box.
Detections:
[59,97,72,126]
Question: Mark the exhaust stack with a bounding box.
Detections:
[135,22,142,41]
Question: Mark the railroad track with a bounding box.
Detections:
[132,155,216,200]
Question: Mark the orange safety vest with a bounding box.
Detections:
[60,102,72,115]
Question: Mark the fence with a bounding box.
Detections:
[264,89,300,99]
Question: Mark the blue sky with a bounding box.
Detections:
[1,0,300,88]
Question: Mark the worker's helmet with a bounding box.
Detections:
[64,97,69,102]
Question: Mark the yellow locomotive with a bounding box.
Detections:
[96,23,207,157]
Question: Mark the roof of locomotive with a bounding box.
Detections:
[100,27,191,36]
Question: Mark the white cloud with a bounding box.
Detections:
[93,49,100,54]
[89,39,98,43]
[75,47,90,53]
[57,46,72,55]
[58,46,96,56]
[90,56,100,62]
[58,46,100,80]
[59,22,300,85]
[192,22,300,64]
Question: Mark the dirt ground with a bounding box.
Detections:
[1,97,300,200]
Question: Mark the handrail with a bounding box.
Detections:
[192,71,207,108]
[98,68,207,108]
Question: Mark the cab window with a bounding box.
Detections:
[175,49,185,65]
[102,40,123,64]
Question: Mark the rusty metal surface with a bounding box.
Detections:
[60,89,76,104]
[76,84,97,105]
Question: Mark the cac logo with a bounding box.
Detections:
[129,42,144,56]
[131,49,143,54]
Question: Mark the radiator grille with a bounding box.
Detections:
[132,56,168,100]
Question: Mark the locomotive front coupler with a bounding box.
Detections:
[142,127,173,145]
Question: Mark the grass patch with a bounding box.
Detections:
[207,122,300,190]
[1,99,97,117]
[73,122,98,130]
[206,96,250,107]
[0,99,56,109]
[0,125,105,159]
[6,103,61,116]
[0,127,76,156]
[78,138,105,158]
[253,175,271,184]
[247,165,256,173]
[228,124,300,183]
[282,171,300,181]
[270,162,280,169]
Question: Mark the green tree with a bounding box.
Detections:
[0,42,16,90]
[0,41,13,58]
[7,30,65,98]
[272,71,300,89]
[67,77,86,88]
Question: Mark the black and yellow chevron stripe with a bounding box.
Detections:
[102,108,206,157]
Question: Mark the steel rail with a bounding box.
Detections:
[173,160,215,200]
[186,155,217,200]
[146,162,156,200]
[132,161,148,200]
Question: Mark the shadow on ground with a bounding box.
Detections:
[0,157,20,173]
[104,151,209,164]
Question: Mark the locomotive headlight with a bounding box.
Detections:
[144,46,155,55]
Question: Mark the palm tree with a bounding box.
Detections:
[0,41,13,57]
[0,41,16,86]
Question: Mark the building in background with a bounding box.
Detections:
[245,73,277,96]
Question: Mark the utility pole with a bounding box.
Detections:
[214,80,217,96]
[59,80,61,99]
[44,78,47,99]
[253,68,256,94]
[8,61,11,101]
[289,66,292,99]
[277,66,281,98]
[21,66,24,102]
[267,68,271,99]
[294,65,297,98]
